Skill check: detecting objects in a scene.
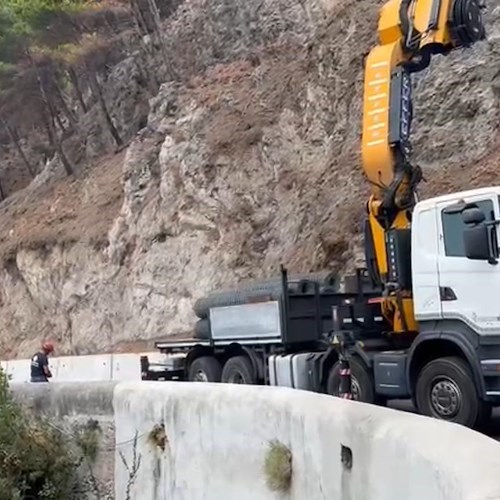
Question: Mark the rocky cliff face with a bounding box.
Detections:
[0,0,499,358]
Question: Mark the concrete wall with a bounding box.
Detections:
[10,380,500,499]
[11,381,117,497]
[2,351,166,383]
[114,382,500,500]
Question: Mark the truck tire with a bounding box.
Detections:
[214,272,337,294]
[240,272,337,289]
[221,356,256,385]
[326,357,376,404]
[193,273,339,318]
[415,356,486,428]
[188,356,222,382]
[194,319,210,339]
[193,287,283,318]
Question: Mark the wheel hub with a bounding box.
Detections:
[229,373,245,384]
[430,377,462,418]
[193,370,209,382]
[338,376,361,400]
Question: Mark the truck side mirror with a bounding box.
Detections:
[464,225,494,261]
[462,205,498,263]
[462,207,485,225]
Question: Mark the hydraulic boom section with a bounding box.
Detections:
[361,0,486,332]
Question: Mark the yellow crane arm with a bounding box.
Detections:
[361,0,486,331]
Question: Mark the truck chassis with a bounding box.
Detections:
[141,268,500,429]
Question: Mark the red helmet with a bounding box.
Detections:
[42,341,54,353]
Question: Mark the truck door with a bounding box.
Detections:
[436,193,500,335]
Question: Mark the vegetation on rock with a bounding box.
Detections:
[0,1,87,62]
[0,0,173,200]
[0,368,107,499]
[263,439,293,493]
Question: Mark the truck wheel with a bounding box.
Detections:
[221,356,256,385]
[188,356,222,382]
[415,356,485,428]
[194,319,210,339]
[326,357,376,404]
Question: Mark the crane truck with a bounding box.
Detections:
[141,0,496,428]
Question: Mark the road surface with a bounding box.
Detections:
[389,400,500,441]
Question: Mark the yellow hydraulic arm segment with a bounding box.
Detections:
[361,0,486,332]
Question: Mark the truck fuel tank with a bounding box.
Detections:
[268,352,323,391]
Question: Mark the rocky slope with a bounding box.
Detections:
[0,0,499,358]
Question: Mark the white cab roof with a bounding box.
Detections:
[416,186,500,211]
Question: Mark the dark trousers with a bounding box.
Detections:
[30,376,48,383]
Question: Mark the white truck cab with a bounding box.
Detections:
[407,186,500,424]
[413,186,500,332]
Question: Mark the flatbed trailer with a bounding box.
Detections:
[141,268,413,403]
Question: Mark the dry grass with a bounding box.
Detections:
[148,423,167,451]
[263,439,292,493]
[423,133,500,198]
[0,149,126,262]
[184,41,307,159]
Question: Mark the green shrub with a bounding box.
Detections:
[0,367,85,500]
[74,419,102,465]
[0,0,89,63]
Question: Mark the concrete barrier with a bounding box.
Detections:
[4,358,32,382]
[114,382,500,500]
[53,354,114,382]
[1,351,166,383]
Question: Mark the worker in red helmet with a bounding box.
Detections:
[30,341,54,383]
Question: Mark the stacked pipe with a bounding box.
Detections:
[192,272,339,339]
